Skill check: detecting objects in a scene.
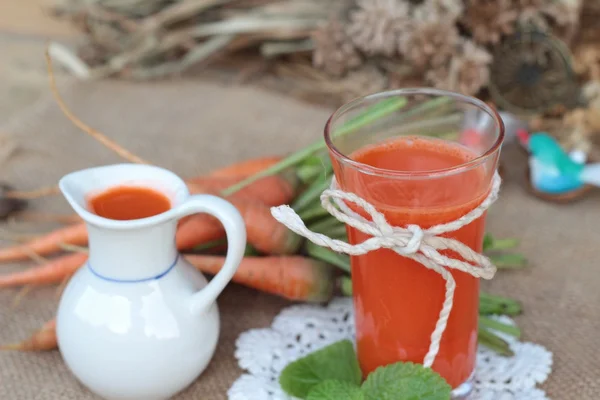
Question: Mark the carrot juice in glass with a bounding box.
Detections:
[324,89,504,397]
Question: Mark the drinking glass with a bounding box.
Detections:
[324,89,504,397]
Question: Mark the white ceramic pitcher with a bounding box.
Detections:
[56,164,246,400]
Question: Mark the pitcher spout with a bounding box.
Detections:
[59,163,190,230]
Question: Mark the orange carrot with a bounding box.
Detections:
[0,222,87,263]
[175,215,224,250]
[207,156,282,178]
[1,318,57,351]
[188,170,298,207]
[176,197,302,255]
[0,252,87,288]
[186,254,334,302]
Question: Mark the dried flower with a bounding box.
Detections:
[339,65,389,102]
[423,0,464,21]
[312,18,362,77]
[399,6,460,68]
[426,40,493,96]
[573,44,600,81]
[542,0,583,43]
[346,0,411,57]
[461,0,520,44]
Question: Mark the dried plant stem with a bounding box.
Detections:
[86,5,140,32]
[24,248,49,265]
[260,39,313,58]
[12,285,34,309]
[59,243,89,253]
[141,0,235,31]
[15,212,81,225]
[45,46,150,165]
[4,185,61,200]
[188,17,320,37]
[124,34,235,79]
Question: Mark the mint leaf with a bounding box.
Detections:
[307,380,364,400]
[279,340,362,398]
[362,362,451,400]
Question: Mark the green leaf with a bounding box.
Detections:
[307,380,364,400]
[279,340,362,398]
[489,238,520,251]
[483,233,520,252]
[478,327,514,357]
[362,362,451,400]
[482,233,494,251]
[489,253,528,269]
[479,316,521,338]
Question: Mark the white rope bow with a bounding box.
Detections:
[271,171,501,368]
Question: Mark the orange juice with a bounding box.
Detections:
[331,136,490,388]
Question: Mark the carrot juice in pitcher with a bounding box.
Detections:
[325,89,503,395]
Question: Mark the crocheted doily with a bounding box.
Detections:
[229,298,553,400]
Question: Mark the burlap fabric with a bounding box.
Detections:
[0,80,598,399]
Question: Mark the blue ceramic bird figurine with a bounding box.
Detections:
[518,130,600,194]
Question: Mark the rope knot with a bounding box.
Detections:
[397,225,424,255]
[270,171,502,369]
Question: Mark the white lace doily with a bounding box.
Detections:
[229,298,553,400]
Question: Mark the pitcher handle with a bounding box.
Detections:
[173,194,246,315]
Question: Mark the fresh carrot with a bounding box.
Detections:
[1,318,57,351]
[0,252,87,288]
[176,215,224,250]
[176,197,302,255]
[207,156,283,178]
[188,171,298,207]
[0,222,87,263]
[185,254,335,302]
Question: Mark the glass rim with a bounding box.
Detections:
[324,88,505,179]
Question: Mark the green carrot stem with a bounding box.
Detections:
[478,327,514,357]
[331,97,408,136]
[292,176,333,212]
[326,225,348,240]
[308,217,343,234]
[296,151,332,184]
[296,165,324,184]
[305,242,351,272]
[298,204,330,221]
[221,97,408,196]
[340,276,353,296]
[244,244,260,256]
[192,238,227,253]
[221,140,326,196]
[479,316,521,338]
